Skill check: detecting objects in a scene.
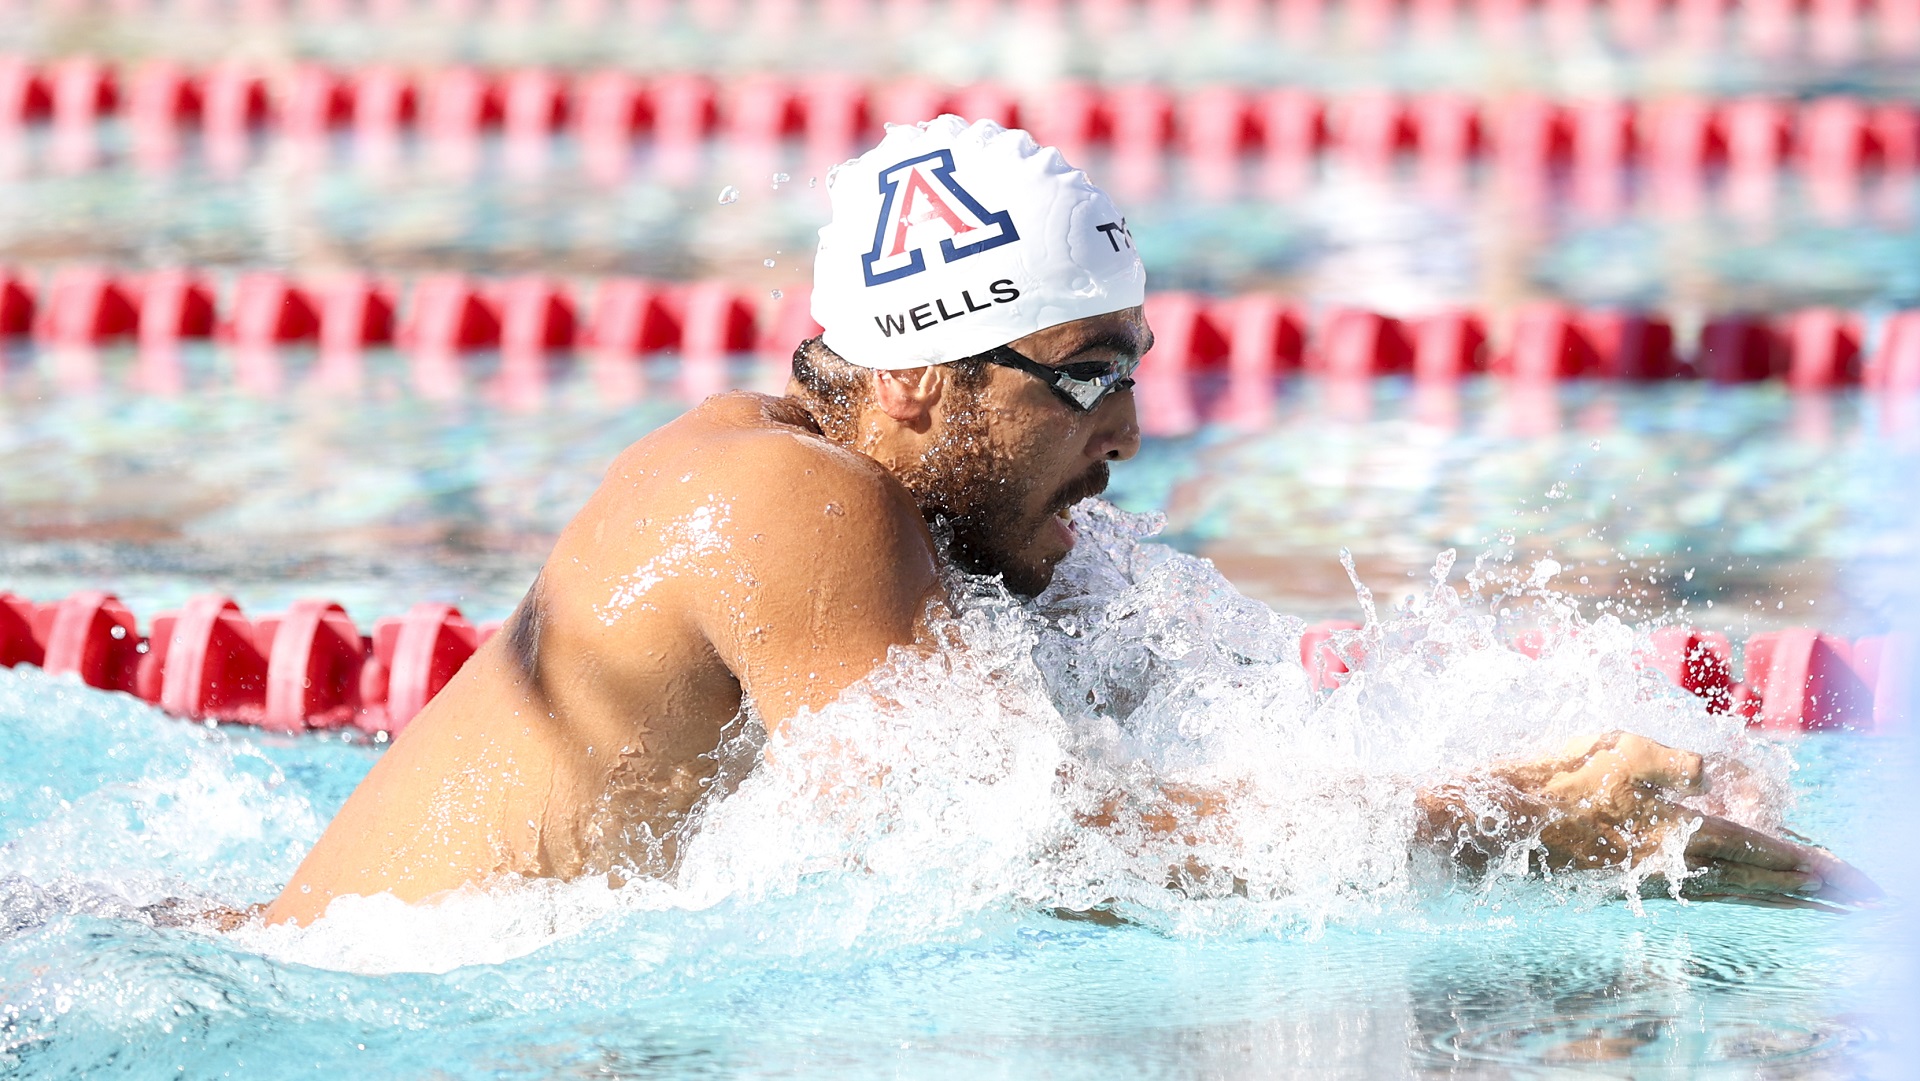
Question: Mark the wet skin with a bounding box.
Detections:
[264,308,1877,926]
[265,310,1151,925]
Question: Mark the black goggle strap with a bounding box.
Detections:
[977,345,1138,412]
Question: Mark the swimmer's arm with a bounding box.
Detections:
[691,433,943,735]
[1076,781,1234,839]
[1412,732,1880,906]
[1075,734,1878,908]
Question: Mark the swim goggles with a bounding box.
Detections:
[978,345,1140,413]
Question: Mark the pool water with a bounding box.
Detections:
[0,515,1911,1077]
[1,361,1906,635]
[3,5,1917,1073]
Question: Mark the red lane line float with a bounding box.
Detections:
[1851,633,1914,731]
[1783,308,1862,390]
[1410,92,1484,190]
[759,287,823,366]
[225,272,321,347]
[1316,309,1412,377]
[283,63,354,142]
[1490,95,1573,180]
[0,56,53,127]
[0,592,46,668]
[1300,620,1363,690]
[35,266,138,346]
[1867,311,1920,394]
[497,276,578,358]
[678,281,758,363]
[1722,96,1794,178]
[1499,303,1599,380]
[42,590,141,694]
[136,269,218,347]
[1646,626,1733,713]
[1217,294,1306,377]
[401,273,498,355]
[1334,91,1413,174]
[263,599,366,731]
[585,277,682,358]
[316,273,397,353]
[0,271,34,336]
[1740,627,1874,732]
[1582,311,1679,380]
[153,594,270,722]
[649,71,719,147]
[1697,315,1786,383]
[1411,309,1488,381]
[358,602,479,734]
[1141,292,1229,375]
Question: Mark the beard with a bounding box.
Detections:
[891,396,1110,597]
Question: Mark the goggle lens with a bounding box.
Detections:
[981,347,1139,413]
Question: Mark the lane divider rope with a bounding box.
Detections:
[4,267,1918,392]
[0,57,1915,191]
[0,589,1905,734]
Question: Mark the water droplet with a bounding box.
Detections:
[717,185,740,204]
[1590,440,1601,450]
[770,289,784,299]
[1546,482,1567,499]
[771,172,790,187]
[1497,531,1515,545]
[808,176,818,188]
[764,258,776,267]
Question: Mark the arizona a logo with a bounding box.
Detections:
[861,149,1020,287]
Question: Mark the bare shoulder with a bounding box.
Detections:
[600,392,922,545]
[555,393,937,628]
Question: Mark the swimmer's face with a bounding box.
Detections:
[903,307,1149,596]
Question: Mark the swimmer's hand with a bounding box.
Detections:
[1416,731,1881,909]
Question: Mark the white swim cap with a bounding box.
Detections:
[811,114,1147,370]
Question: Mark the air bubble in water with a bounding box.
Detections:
[1546,482,1568,499]
[717,186,740,205]
[764,259,776,267]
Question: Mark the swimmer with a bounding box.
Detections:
[264,117,1874,926]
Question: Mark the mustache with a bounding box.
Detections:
[1047,463,1110,515]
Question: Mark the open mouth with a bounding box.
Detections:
[1048,507,1078,550]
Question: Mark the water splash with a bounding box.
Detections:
[0,503,1793,975]
[244,501,1787,971]
[717,185,740,205]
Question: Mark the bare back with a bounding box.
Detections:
[265,394,940,925]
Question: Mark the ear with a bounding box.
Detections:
[869,366,944,432]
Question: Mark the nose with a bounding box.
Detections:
[1090,389,1141,462]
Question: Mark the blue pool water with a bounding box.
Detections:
[0,476,1915,1077]
[0,622,1910,1078]
[2,363,1907,633]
